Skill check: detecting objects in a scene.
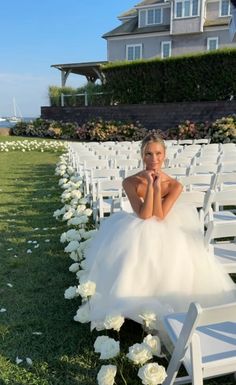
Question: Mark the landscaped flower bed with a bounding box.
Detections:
[12,115,236,143]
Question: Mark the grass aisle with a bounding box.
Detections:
[0,144,97,385]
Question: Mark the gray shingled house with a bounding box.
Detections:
[103,0,236,60]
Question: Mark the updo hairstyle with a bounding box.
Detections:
[141,132,166,159]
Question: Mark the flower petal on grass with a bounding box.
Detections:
[0,308,7,313]
[16,357,23,365]
[26,357,33,365]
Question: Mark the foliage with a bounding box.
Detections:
[167,115,236,143]
[48,83,112,107]
[13,118,79,139]
[76,118,148,141]
[208,115,236,143]
[102,49,236,104]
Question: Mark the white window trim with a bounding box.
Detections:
[219,0,231,17]
[207,37,219,50]
[146,7,163,25]
[174,0,200,19]
[126,44,143,61]
[161,40,172,58]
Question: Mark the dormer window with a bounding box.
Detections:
[175,0,199,18]
[147,8,162,25]
[220,0,231,16]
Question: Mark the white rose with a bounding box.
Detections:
[138,363,167,385]
[67,166,75,175]
[64,286,78,299]
[71,190,82,199]
[77,280,96,298]
[143,335,162,356]
[69,251,79,262]
[76,204,87,213]
[53,209,62,219]
[94,335,110,353]
[66,229,81,241]
[67,217,82,226]
[98,338,120,360]
[69,263,80,273]
[73,304,90,323]
[64,240,80,253]
[62,210,74,221]
[91,320,106,332]
[104,314,125,332]
[79,197,89,204]
[84,208,93,217]
[126,343,152,365]
[60,232,67,243]
[97,365,117,385]
[139,311,157,329]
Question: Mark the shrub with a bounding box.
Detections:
[167,120,210,140]
[103,49,236,104]
[208,115,236,143]
[76,119,148,141]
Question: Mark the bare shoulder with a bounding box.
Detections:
[169,178,183,194]
[122,172,143,189]
[161,172,183,193]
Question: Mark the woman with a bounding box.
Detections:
[81,133,236,327]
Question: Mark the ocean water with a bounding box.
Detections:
[0,117,37,129]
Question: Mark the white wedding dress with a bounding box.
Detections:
[82,200,236,326]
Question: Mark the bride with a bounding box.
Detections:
[81,133,236,328]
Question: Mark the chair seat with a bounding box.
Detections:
[164,313,236,377]
[213,211,236,223]
[214,243,236,273]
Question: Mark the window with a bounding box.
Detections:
[175,0,199,18]
[220,0,231,16]
[147,8,162,25]
[207,37,219,51]
[161,41,172,58]
[126,44,142,61]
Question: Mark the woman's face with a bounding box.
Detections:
[143,142,165,171]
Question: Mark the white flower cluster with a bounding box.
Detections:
[0,139,66,152]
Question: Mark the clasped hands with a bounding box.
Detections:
[143,170,161,189]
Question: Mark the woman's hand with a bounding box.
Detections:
[142,170,156,186]
[153,172,161,191]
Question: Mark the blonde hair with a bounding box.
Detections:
[141,133,166,158]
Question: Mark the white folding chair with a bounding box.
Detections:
[93,179,123,225]
[204,221,236,273]
[178,175,213,192]
[203,189,236,226]
[211,172,236,191]
[163,301,236,385]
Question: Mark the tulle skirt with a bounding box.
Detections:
[82,202,236,325]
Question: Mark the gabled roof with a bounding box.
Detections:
[102,17,169,39]
[135,0,168,6]
[118,0,168,19]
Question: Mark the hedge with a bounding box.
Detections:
[102,49,236,104]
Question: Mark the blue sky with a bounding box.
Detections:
[0,0,135,117]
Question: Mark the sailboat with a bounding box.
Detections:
[0,117,6,122]
[7,97,22,123]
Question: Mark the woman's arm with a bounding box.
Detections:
[153,177,183,220]
[123,172,154,219]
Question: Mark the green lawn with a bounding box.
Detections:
[0,137,235,385]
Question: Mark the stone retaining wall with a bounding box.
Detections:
[41,101,236,131]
